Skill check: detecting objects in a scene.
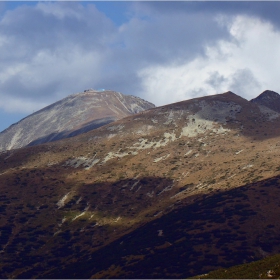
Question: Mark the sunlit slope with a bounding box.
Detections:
[1,91,280,278]
[0,90,155,151]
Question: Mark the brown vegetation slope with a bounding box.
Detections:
[1,91,280,278]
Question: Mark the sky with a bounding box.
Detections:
[1,1,280,132]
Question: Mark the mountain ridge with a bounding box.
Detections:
[1,89,280,278]
[250,89,280,114]
[0,89,155,151]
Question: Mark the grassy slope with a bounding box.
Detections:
[192,253,280,279]
[1,93,280,278]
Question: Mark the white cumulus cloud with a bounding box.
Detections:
[138,15,280,106]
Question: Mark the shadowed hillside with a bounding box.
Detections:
[1,91,280,278]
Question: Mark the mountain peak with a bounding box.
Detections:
[0,90,155,151]
[251,90,280,102]
[250,90,280,113]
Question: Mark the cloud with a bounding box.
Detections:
[0,1,232,113]
[1,1,280,116]
[138,15,280,105]
[0,2,116,112]
[135,1,280,31]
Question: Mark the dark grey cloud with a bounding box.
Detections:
[0,1,233,105]
[96,5,232,96]
[229,69,261,99]
[0,2,116,101]
[206,72,228,92]
[0,2,115,53]
[120,13,229,65]
[136,1,280,29]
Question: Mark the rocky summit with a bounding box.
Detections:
[1,90,280,278]
[251,90,280,114]
[0,89,155,151]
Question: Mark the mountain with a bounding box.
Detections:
[1,90,280,278]
[192,253,280,279]
[251,90,280,115]
[0,89,155,151]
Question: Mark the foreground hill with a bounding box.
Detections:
[193,253,280,279]
[0,89,155,151]
[1,91,280,278]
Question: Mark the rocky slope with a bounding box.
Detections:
[1,91,280,278]
[0,89,155,151]
[251,90,280,115]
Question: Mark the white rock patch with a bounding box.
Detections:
[153,154,170,163]
[184,150,192,156]
[157,184,173,196]
[102,132,176,163]
[76,196,82,204]
[242,164,254,169]
[180,100,239,138]
[72,212,86,221]
[258,105,280,120]
[64,156,100,170]
[164,110,174,125]
[103,151,138,163]
[7,129,23,150]
[107,125,124,132]
[57,192,71,209]
[130,180,140,190]
[147,191,154,198]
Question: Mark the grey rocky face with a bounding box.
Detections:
[0,90,155,151]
